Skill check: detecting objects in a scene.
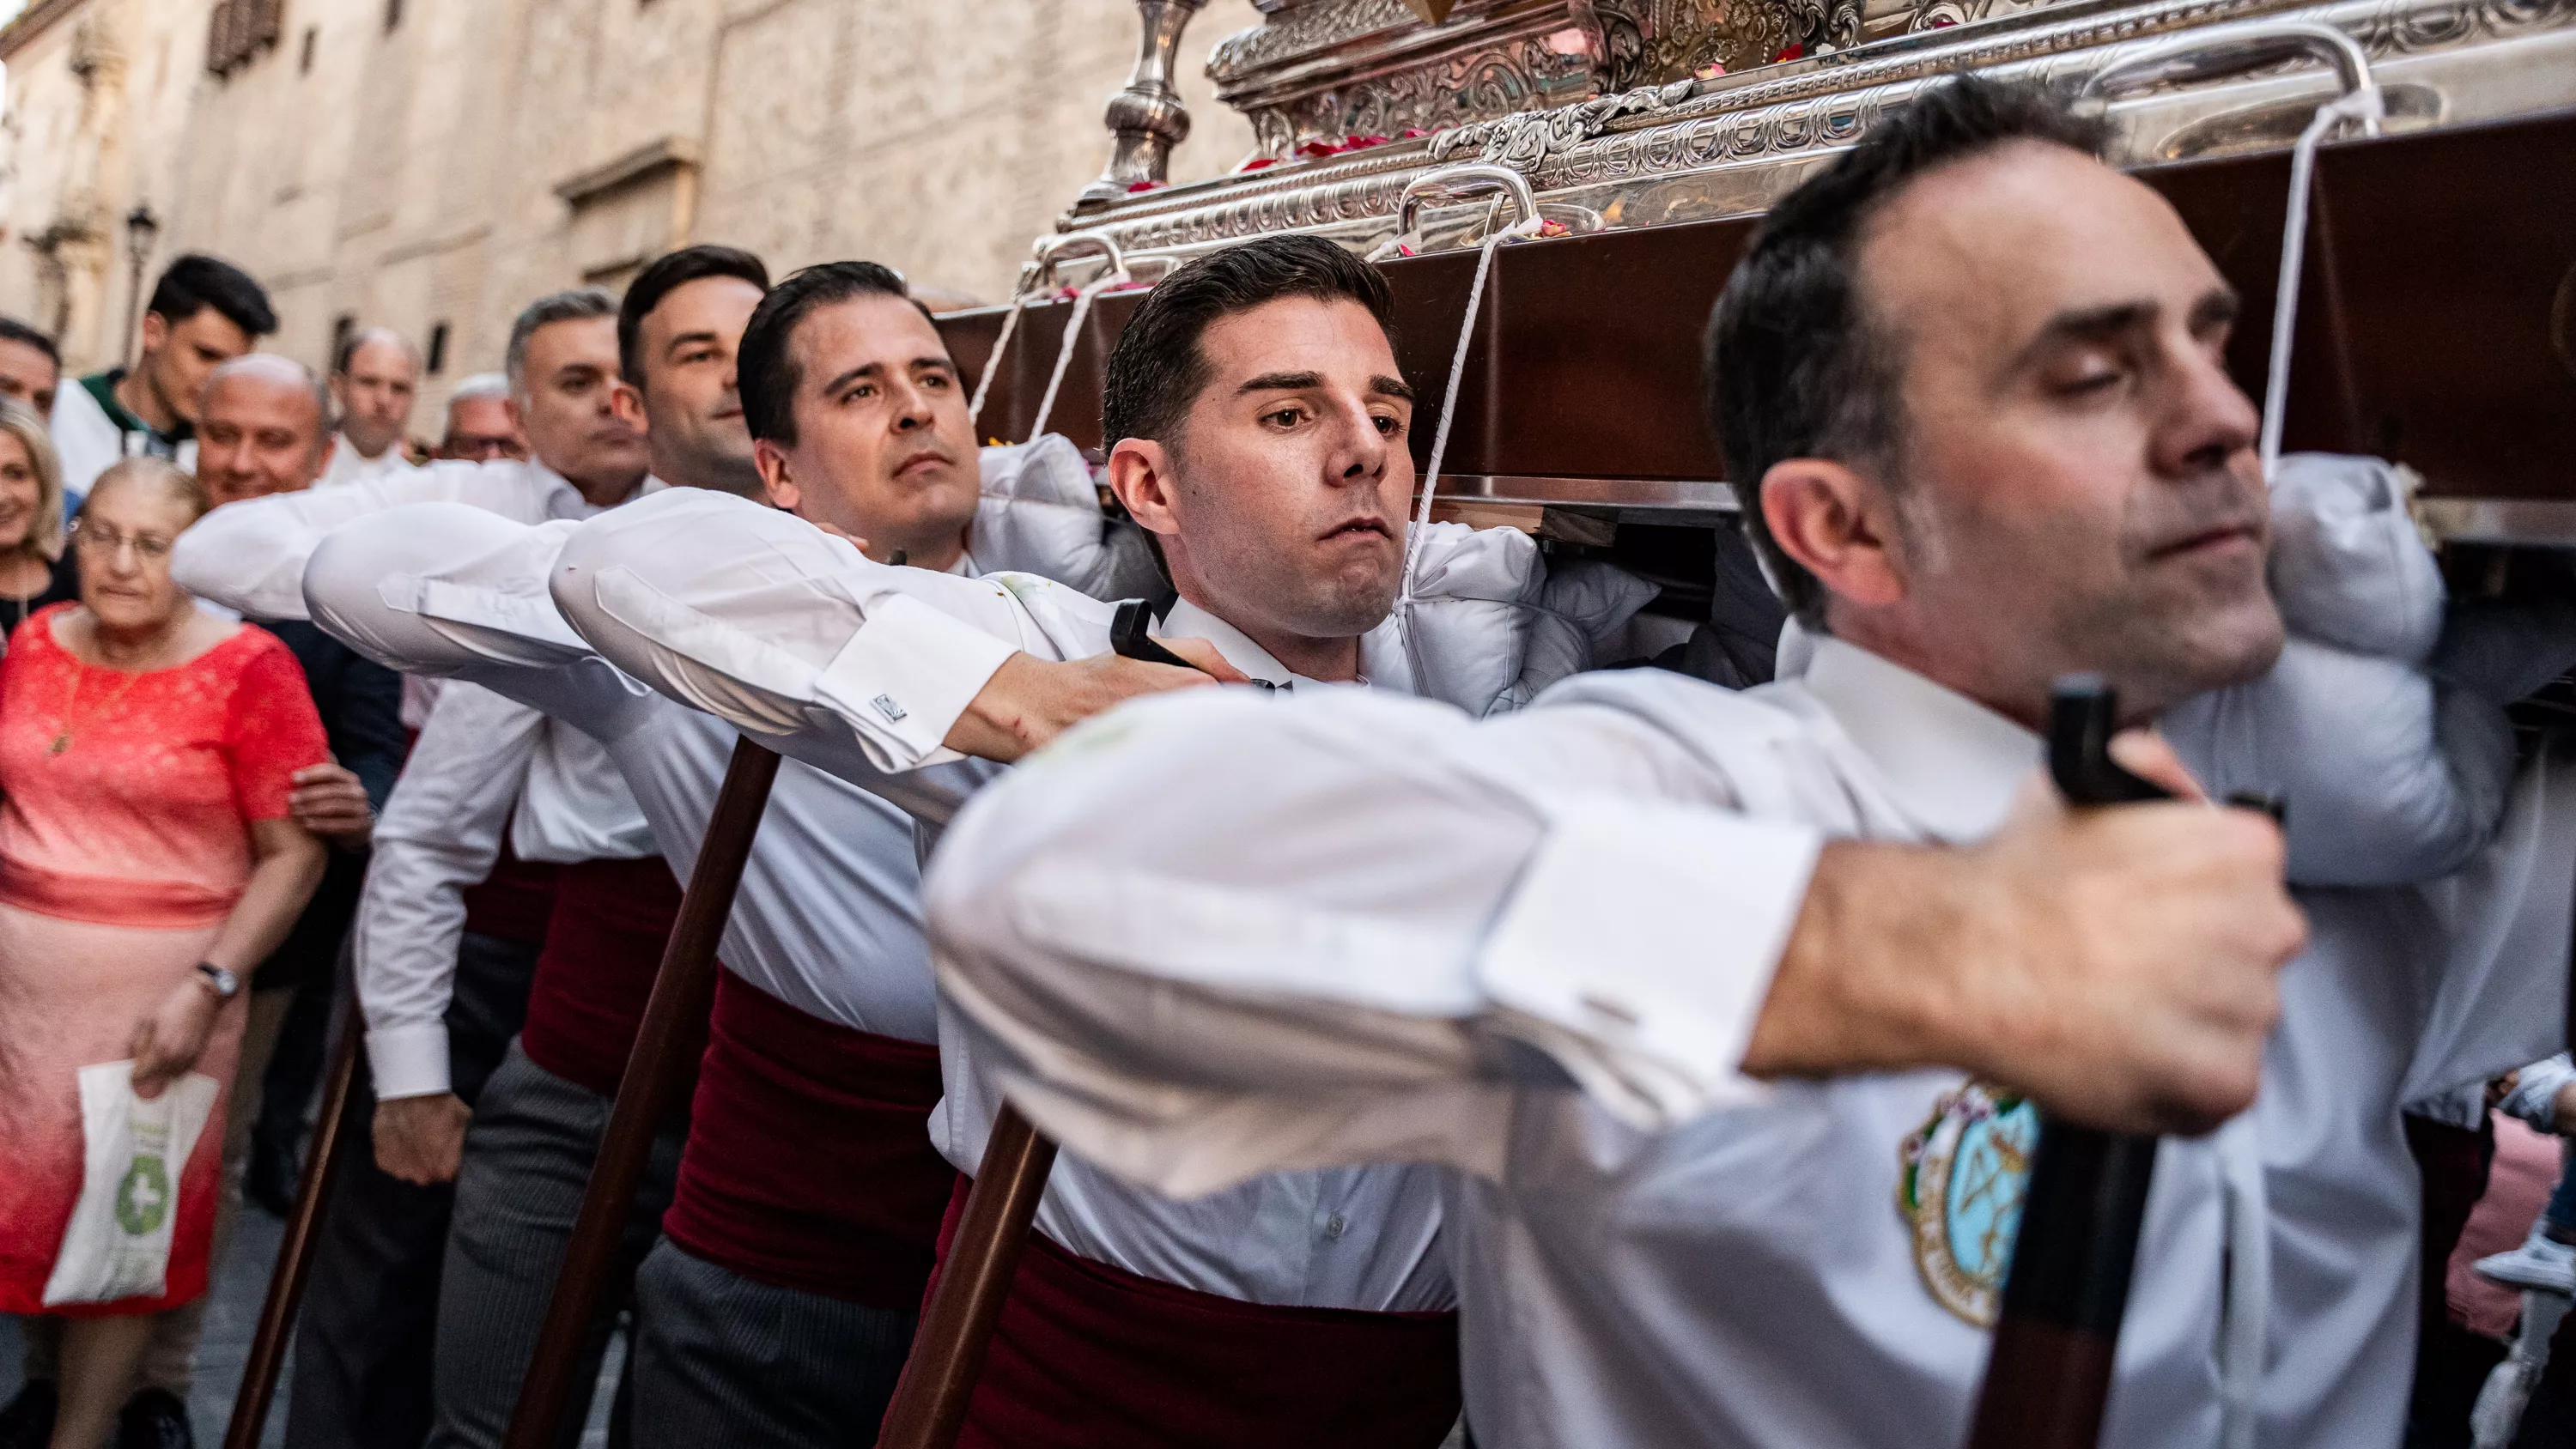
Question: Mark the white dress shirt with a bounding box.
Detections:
[920,629,2576,1449]
[540,483,1652,1312]
[174,457,658,1097]
[318,435,421,489]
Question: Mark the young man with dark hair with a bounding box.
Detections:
[0,317,62,419]
[52,254,276,506]
[875,77,2575,1448]
[175,250,1172,1449]
[319,327,422,488]
[179,288,665,1449]
[611,245,769,498]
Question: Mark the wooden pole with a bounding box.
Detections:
[501,737,781,1449]
[222,972,364,1449]
[1965,678,2173,1449]
[878,602,1203,1449]
[875,1106,1059,1449]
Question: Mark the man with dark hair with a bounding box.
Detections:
[611,245,768,498]
[860,76,2573,1449]
[176,288,665,1449]
[52,254,276,507]
[0,317,62,418]
[319,327,422,488]
[177,251,1187,1449]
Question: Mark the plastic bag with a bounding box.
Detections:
[40,1061,219,1307]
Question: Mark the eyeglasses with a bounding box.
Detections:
[70,521,173,561]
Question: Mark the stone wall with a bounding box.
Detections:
[0,0,1259,429]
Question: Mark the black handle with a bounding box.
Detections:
[1110,598,1197,670]
[1110,599,1280,691]
[1965,676,2169,1449]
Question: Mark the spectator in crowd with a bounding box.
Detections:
[0,402,76,643]
[319,330,422,488]
[49,257,275,511]
[0,458,326,1449]
[0,319,62,419]
[434,373,524,463]
[191,355,404,1220]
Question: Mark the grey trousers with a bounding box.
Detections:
[629,1240,915,1449]
[283,931,540,1449]
[423,1043,683,1449]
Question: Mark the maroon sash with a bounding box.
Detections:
[460,840,557,949]
[659,973,951,1309]
[913,1177,1462,1449]
[516,856,692,1098]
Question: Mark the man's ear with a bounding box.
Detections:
[609,380,649,436]
[311,433,336,486]
[1105,438,1180,537]
[754,439,801,514]
[1759,458,1909,611]
[137,312,168,357]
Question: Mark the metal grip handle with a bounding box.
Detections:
[1394,163,1542,245]
[2079,19,2383,137]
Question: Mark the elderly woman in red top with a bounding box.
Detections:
[0,458,326,1449]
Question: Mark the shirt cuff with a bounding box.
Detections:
[1475,798,1821,1129]
[368,1023,453,1099]
[812,593,1018,770]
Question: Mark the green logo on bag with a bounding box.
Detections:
[115,1155,170,1235]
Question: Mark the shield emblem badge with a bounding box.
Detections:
[1898,1082,2040,1327]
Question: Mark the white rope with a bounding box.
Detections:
[1029,270,1129,443]
[1400,213,1544,609]
[1397,213,1545,694]
[965,291,1030,429]
[2262,88,2383,483]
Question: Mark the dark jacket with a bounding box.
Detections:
[253,619,405,993]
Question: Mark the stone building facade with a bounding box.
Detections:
[0,0,1258,426]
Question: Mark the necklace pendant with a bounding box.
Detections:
[47,733,69,755]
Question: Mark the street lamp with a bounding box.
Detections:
[123,203,160,367]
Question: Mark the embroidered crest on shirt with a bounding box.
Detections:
[1898,1082,2038,1326]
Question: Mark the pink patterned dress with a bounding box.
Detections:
[0,603,326,1314]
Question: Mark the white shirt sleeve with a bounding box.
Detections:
[550,487,1110,784]
[926,684,1821,1198]
[296,502,654,737]
[357,682,544,1099]
[174,460,562,621]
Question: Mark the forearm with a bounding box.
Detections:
[210,839,328,978]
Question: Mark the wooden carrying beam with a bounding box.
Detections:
[876,1107,1060,1449]
[501,737,782,1449]
[943,111,2576,508]
[222,978,365,1449]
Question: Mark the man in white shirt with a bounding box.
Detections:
[902,78,2576,1449]
[318,328,422,488]
[544,227,2360,1449]
[50,255,274,510]
[180,288,665,1449]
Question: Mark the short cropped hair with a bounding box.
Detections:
[447,371,511,405]
[1704,76,2111,625]
[331,325,418,378]
[504,288,618,395]
[85,455,210,524]
[147,255,277,338]
[209,354,332,454]
[1101,233,1396,449]
[736,261,930,448]
[0,316,60,366]
[619,246,769,389]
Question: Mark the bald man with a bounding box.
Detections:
[201,354,343,507]
[322,327,422,487]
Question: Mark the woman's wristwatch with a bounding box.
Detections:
[193,962,242,1000]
